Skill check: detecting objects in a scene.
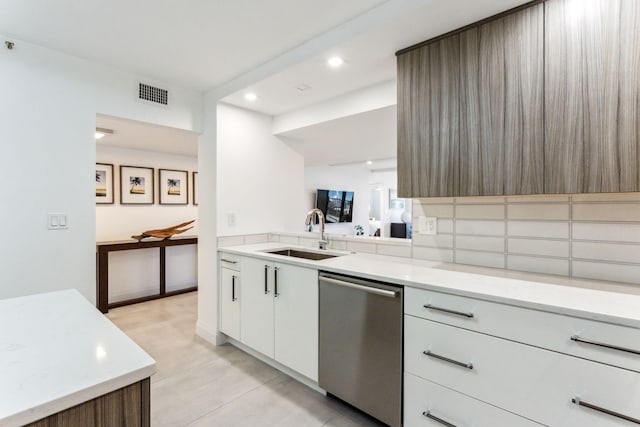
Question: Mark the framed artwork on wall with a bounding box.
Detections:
[159,169,188,205]
[120,165,154,205]
[95,163,114,204]
[192,172,198,206]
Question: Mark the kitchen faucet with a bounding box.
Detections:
[305,208,328,250]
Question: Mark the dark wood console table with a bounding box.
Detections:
[96,236,197,313]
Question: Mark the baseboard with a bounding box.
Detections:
[226,337,326,395]
[195,321,227,346]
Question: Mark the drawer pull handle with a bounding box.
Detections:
[572,397,640,424]
[571,335,640,356]
[221,258,237,264]
[422,411,457,427]
[231,275,237,302]
[423,350,473,370]
[423,304,474,318]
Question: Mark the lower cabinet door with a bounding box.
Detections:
[219,267,240,340]
[240,257,275,358]
[274,263,318,381]
[405,315,640,427]
[404,372,541,427]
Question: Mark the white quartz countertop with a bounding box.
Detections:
[220,242,640,329]
[0,289,155,427]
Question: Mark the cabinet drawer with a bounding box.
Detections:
[405,286,640,372]
[404,372,541,427]
[405,316,640,427]
[219,253,241,271]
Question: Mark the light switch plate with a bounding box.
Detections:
[48,213,68,230]
[419,216,437,235]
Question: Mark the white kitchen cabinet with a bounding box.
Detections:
[240,256,275,357]
[273,262,318,381]
[405,315,640,426]
[404,284,640,427]
[404,372,540,427]
[239,255,318,381]
[219,266,240,340]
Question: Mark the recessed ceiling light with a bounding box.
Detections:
[244,93,257,101]
[328,56,344,67]
[366,160,373,165]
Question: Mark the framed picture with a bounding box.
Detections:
[159,169,188,205]
[120,165,154,205]
[95,163,114,204]
[192,172,198,206]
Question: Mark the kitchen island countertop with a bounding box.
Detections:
[0,289,155,427]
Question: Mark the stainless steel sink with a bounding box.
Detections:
[265,248,340,261]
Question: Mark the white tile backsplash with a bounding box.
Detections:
[412,234,454,249]
[456,250,505,269]
[456,204,505,219]
[456,235,505,252]
[571,192,640,202]
[377,244,412,258]
[507,221,570,239]
[231,194,640,286]
[573,203,640,222]
[508,203,570,221]
[456,220,505,236]
[507,255,570,276]
[412,246,454,263]
[414,203,454,218]
[508,238,569,258]
[573,241,640,264]
[243,234,269,245]
[572,223,640,243]
[412,194,640,285]
[346,241,377,254]
[573,260,640,284]
[217,235,246,247]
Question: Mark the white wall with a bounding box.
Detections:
[0,36,202,303]
[216,103,306,236]
[96,146,198,241]
[304,164,372,236]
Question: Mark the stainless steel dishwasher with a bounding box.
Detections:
[319,272,403,427]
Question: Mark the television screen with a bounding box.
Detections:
[316,189,354,223]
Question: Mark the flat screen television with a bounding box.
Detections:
[315,189,354,223]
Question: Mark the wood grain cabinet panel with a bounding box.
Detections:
[460,3,543,196]
[397,36,460,198]
[27,379,150,427]
[545,0,640,193]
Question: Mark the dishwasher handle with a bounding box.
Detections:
[319,276,398,298]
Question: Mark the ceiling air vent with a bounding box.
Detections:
[138,83,168,105]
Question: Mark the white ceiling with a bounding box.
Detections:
[96,114,199,156]
[2,0,529,164]
[0,0,385,90]
[222,0,529,116]
[279,105,397,167]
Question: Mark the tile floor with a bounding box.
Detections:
[107,292,384,427]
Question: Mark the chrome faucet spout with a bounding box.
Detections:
[305,208,327,249]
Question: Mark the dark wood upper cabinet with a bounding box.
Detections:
[545,0,640,194]
[398,2,543,198]
[397,36,460,198]
[460,4,544,196]
[397,0,639,197]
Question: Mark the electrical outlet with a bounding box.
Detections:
[418,216,437,235]
[228,212,236,226]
